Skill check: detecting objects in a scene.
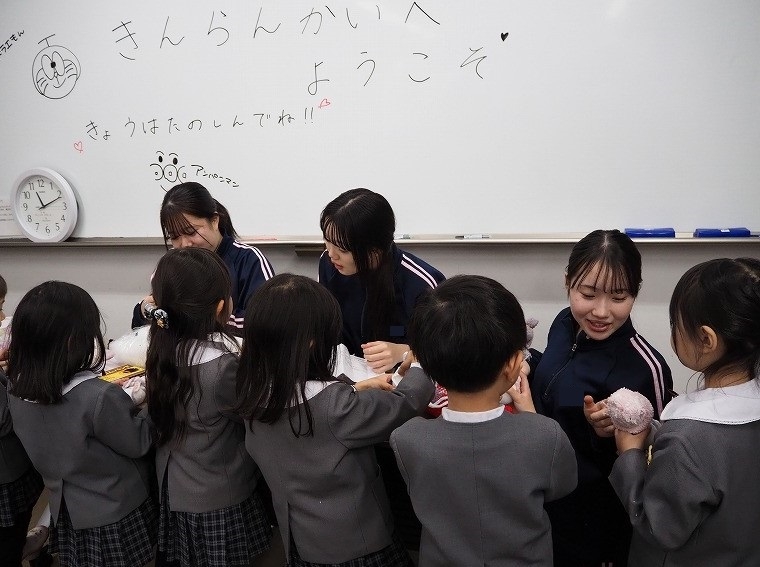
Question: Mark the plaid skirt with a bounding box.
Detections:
[289,532,414,567]
[158,481,272,567]
[50,496,159,567]
[0,467,44,527]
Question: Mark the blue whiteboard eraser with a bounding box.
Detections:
[624,228,675,238]
[693,227,751,238]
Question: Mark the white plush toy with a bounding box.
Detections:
[109,325,150,368]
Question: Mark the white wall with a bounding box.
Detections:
[1,240,758,394]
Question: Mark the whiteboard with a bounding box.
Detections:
[1,1,759,238]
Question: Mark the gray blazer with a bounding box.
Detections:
[610,418,760,567]
[244,367,434,564]
[155,344,258,513]
[390,411,577,567]
[8,372,154,529]
[0,372,34,483]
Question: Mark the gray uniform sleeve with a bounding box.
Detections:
[92,384,154,459]
[328,367,434,448]
[609,426,718,551]
[547,419,578,501]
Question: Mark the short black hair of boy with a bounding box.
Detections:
[408,275,527,393]
[0,273,6,297]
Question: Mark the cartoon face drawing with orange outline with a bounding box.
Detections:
[32,36,81,99]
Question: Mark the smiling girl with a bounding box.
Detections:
[528,229,674,567]
[131,182,275,334]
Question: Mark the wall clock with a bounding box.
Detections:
[12,168,79,242]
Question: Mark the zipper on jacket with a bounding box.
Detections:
[542,341,578,401]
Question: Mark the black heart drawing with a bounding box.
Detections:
[501,32,509,41]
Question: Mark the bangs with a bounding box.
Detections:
[322,219,352,252]
[162,211,194,239]
[570,261,634,295]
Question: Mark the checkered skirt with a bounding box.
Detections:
[0,466,44,527]
[50,496,159,567]
[158,482,272,567]
[289,531,414,567]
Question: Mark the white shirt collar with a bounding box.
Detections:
[62,370,100,395]
[660,379,760,425]
[442,405,505,423]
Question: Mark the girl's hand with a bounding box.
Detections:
[354,374,395,392]
[508,363,536,413]
[583,395,615,438]
[615,427,650,454]
[0,347,8,373]
[361,341,407,372]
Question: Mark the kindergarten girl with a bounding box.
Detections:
[132,181,275,333]
[528,229,674,567]
[145,247,272,567]
[236,274,435,566]
[610,257,760,566]
[7,281,157,567]
[319,188,444,373]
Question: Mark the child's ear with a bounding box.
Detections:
[216,299,227,319]
[501,350,523,390]
[697,325,720,355]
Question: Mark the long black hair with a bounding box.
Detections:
[237,274,342,437]
[320,188,396,340]
[145,247,235,447]
[160,181,238,247]
[7,281,105,404]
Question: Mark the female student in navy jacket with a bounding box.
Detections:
[132,182,274,334]
[528,229,674,567]
[318,188,445,373]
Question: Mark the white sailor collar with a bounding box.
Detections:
[660,379,760,425]
[187,333,241,365]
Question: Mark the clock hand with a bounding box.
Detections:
[38,195,63,210]
[36,193,46,208]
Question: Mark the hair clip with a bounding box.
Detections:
[143,303,169,329]
[153,308,169,329]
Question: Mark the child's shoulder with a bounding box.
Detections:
[390,415,439,442]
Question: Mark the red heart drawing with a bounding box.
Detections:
[319,98,331,108]
[74,141,84,153]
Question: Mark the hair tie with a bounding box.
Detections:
[144,303,170,329]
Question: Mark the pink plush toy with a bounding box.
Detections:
[605,387,653,434]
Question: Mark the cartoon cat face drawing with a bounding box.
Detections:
[33,44,81,99]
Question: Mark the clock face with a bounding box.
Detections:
[12,168,78,242]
